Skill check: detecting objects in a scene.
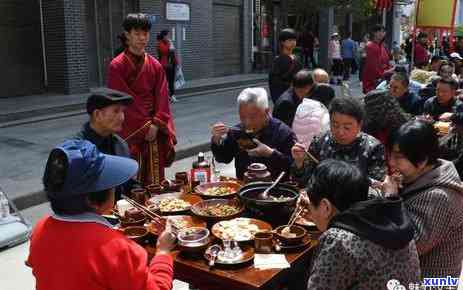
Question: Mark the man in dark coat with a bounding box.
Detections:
[75,88,139,198]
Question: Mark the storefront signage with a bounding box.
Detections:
[166,2,190,22]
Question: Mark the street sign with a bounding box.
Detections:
[166,2,190,22]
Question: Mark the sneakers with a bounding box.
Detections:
[170,94,178,103]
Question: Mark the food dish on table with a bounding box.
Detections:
[198,204,241,217]
[203,186,235,196]
[157,198,191,212]
[212,218,271,241]
[148,215,206,236]
[195,182,241,199]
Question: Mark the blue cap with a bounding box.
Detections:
[47,140,138,198]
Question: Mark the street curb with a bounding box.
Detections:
[0,82,268,129]
[0,77,268,126]
[12,141,211,211]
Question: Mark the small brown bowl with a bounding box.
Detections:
[275,225,307,245]
[123,226,149,244]
[120,216,146,228]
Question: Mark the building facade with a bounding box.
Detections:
[0,0,253,98]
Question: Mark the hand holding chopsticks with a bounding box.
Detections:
[211,122,231,145]
[123,197,179,231]
[292,143,319,169]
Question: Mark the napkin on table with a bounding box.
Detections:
[254,254,290,270]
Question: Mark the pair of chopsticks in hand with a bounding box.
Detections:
[123,197,179,231]
[294,144,319,164]
[287,191,309,227]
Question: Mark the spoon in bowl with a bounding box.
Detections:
[259,171,285,200]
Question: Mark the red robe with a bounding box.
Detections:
[108,50,176,186]
[414,42,429,68]
[362,41,391,94]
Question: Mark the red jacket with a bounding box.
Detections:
[27,216,173,290]
[414,43,429,68]
[362,41,391,94]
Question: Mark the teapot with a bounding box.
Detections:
[243,163,272,184]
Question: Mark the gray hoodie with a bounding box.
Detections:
[401,159,463,278]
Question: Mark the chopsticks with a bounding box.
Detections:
[124,197,170,228]
[287,204,304,228]
[295,144,319,164]
[304,150,319,164]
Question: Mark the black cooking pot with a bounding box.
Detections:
[238,182,299,226]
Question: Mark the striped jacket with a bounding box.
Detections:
[400,159,463,278]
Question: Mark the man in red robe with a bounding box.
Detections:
[108,13,176,186]
[362,25,393,94]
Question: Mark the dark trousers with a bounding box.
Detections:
[351,58,358,74]
[343,58,353,80]
[164,65,176,96]
[302,50,317,68]
[331,59,343,77]
[359,57,366,81]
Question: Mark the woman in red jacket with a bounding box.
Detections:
[27,140,176,290]
[362,25,393,94]
[157,30,178,102]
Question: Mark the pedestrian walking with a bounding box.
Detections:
[329,33,343,86]
[157,30,179,103]
[341,32,356,81]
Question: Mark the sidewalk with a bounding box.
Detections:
[0,73,268,127]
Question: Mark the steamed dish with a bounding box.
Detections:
[215,218,260,241]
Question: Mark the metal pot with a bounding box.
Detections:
[238,182,299,226]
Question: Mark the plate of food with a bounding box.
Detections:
[147,215,207,236]
[195,182,241,199]
[191,199,245,222]
[147,196,192,215]
[211,218,272,242]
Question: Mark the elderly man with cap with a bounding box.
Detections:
[77,88,132,156]
[27,140,176,290]
[76,88,139,199]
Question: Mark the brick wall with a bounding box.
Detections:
[43,0,89,94]
[63,0,89,94]
[139,0,215,80]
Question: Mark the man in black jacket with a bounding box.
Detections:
[75,88,139,199]
[273,69,315,126]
